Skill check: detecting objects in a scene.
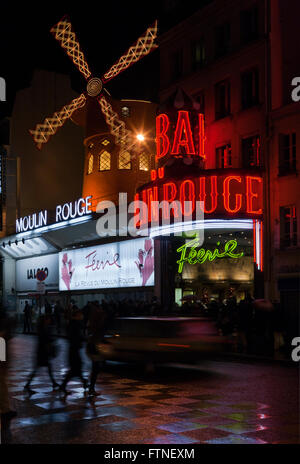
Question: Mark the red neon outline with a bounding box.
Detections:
[260,220,263,271]
[180,180,195,217]
[199,176,218,213]
[141,190,149,226]
[256,137,260,166]
[198,113,206,159]
[246,176,263,214]
[223,176,242,214]
[151,169,157,181]
[253,219,256,264]
[133,193,141,229]
[156,113,170,160]
[163,182,179,219]
[158,167,165,179]
[146,187,158,222]
[171,110,196,155]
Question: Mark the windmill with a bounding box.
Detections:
[29,16,158,150]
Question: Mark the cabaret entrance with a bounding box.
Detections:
[136,161,264,309]
[155,219,263,309]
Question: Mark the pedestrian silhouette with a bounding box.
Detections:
[23,301,32,333]
[86,302,107,396]
[60,307,88,394]
[0,308,17,441]
[24,315,59,392]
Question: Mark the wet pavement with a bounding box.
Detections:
[4,335,300,444]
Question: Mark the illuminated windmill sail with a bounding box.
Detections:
[29,16,158,150]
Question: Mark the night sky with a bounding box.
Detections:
[0,1,204,121]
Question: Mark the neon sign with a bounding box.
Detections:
[16,195,93,233]
[156,111,205,160]
[136,172,263,223]
[176,238,244,273]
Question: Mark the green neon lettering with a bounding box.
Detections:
[176,238,244,273]
[224,239,244,258]
[197,248,206,263]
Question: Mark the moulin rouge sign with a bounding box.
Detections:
[136,111,263,220]
[16,196,93,233]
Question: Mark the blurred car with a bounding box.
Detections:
[93,316,232,366]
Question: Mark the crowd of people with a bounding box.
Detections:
[180,293,294,356]
[1,293,296,440]
[21,294,294,358]
[1,300,111,439]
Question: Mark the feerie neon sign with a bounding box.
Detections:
[176,238,244,273]
[156,111,205,160]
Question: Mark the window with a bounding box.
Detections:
[191,38,205,71]
[170,49,183,80]
[101,139,110,146]
[241,135,261,167]
[279,133,296,175]
[139,153,149,171]
[99,150,111,171]
[241,6,258,44]
[193,90,205,113]
[121,106,130,118]
[215,22,230,58]
[241,68,259,109]
[215,79,231,119]
[118,151,131,170]
[87,154,94,174]
[280,206,297,248]
[216,144,232,168]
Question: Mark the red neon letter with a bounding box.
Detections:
[163,182,179,219]
[171,111,195,155]
[180,180,195,217]
[156,114,170,160]
[223,176,242,214]
[198,113,206,159]
[246,176,262,214]
[133,192,146,229]
[158,167,165,179]
[146,187,158,222]
[151,169,157,181]
[199,176,218,213]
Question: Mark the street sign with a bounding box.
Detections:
[36,281,45,294]
[36,269,47,282]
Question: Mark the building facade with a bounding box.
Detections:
[0,0,299,330]
[158,0,300,316]
[0,91,157,315]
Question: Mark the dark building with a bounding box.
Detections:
[158,0,300,316]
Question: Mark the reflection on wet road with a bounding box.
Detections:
[5,335,300,444]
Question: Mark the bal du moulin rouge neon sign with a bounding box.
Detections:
[135,110,263,220]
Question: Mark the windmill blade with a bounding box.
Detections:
[29,94,87,150]
[97,94,135,149]
[51,17,92,80]
[102,20,158,82]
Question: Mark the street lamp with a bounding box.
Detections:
[136,133,145,142]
